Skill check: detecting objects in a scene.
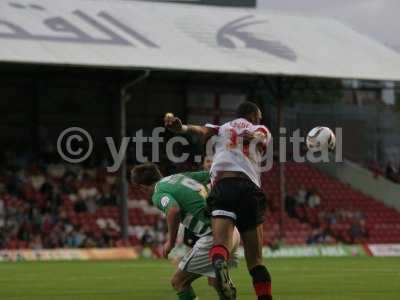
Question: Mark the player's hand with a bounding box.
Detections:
[164,113,183,133]
[163,240,174,258]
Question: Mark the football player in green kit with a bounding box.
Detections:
[131,163,240,300]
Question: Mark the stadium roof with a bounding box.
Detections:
[1,0,400,80]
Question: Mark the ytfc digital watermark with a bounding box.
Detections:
[56,126,343,172]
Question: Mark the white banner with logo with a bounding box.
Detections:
[367,244,400,257]
[0,247,139,262]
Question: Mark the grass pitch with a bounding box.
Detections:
[0,257,399,300]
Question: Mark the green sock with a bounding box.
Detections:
[177,286,197,300]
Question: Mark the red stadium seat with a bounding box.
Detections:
[260,162,400,245]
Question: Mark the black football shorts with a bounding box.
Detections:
[206,177,267,232]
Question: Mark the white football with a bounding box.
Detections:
[306,127,336,152]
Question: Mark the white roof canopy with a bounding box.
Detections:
[1,0,400,80]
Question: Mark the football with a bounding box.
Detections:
[306,126,336,152]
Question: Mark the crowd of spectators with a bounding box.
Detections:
[285,186,321,219]
[0,163,117,249]
[367,159,400,184]
[0,147,171,250]
[285,186,368,244]
[1,143,377,251]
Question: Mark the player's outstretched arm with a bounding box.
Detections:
[164,112,215,143]
[163,206,180,258]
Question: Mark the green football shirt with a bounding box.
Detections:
[152,171,211,237]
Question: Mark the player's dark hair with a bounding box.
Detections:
[131,163,162,186]
[236,101,260,119]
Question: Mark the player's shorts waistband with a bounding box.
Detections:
[212,171,252,185]
[211,209,237,220]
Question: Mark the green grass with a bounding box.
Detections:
[0,257,399,300]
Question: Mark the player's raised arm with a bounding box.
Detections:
[164,112,216,143]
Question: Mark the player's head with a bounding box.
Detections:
[131,163,163,186]
[236,101,262,125]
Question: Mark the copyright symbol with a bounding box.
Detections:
[57,127,93,163]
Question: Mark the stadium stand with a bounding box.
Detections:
[262,163,400,245]
[0,153,166,250]
[1,150,400,250]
